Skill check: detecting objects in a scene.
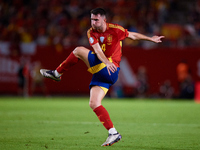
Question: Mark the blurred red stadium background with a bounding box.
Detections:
[0,0,200,98]
[1,46,200,98]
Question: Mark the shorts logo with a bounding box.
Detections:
[100,36,104,43]
[89,37,94,44]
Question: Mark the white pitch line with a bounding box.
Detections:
[2,120,200,127]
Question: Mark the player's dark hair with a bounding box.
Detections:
[90,8,106,17]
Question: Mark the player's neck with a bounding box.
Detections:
[97,23,107,33]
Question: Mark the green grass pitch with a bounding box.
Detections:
[0,97,200,150]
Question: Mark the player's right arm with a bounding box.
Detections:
[91,43,117,75]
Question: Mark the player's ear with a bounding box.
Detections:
[102,15,106,22]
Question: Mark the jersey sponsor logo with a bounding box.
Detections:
[100,36,104,43]
[89,37,94,44]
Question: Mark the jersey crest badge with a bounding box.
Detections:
[100,36,104,43]
[107,34,112,43]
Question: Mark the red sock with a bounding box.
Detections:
[56,52,79,74]
[93,105,114,130]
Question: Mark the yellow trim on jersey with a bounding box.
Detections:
[87,27,93,38]
[87,57,113,74]
[100,86,109,94]
[108,23,125,32]
[120,41,122,47]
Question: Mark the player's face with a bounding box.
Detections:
[91,14,105,31]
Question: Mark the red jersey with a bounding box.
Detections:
[87,23,129,67]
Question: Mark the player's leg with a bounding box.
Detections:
[89,86,122,146]
[57,46,90,73]
[90,86,114,130]
[73,46,90,68]
[40,46,90,81]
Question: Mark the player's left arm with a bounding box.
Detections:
[128,31,165,43]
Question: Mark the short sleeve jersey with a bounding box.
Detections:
[87,23,129,67]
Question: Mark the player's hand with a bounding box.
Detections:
[106,62,117,76]
[151,36,165,43]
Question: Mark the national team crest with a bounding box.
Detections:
[107,34,112,43]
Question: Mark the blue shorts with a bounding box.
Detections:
[87,51,120,93]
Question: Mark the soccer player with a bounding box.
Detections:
[40,8,164,146]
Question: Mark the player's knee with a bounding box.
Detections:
[89,100,100,110]
[89,100,95,109]
[73,46,85,57]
